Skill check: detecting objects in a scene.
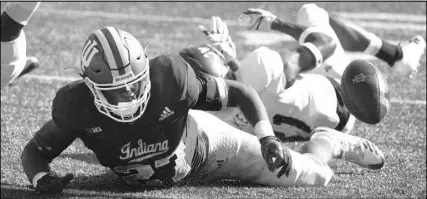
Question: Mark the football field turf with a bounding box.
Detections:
[1,2,426,198]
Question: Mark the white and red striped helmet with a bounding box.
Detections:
[80,27,150,123]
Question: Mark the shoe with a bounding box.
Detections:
[392,35,426,78]
[17,56,39,78]
[311,127,385,170]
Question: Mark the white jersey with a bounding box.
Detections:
[209,47,354,140]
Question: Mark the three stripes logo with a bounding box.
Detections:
[159,107,175,121]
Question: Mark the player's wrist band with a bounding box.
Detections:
[300,42,323,68]
[254,120,275,139]
[32,172,48,188]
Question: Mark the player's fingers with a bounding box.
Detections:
[242,8,259,15]
[272,151,285,170]
[277,166,286,178]
[60,173,74,186]
[222,20,229,37]
[198,25,210,36]
[211,16,217,34]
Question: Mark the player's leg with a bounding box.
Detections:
[300,127,385,169]
[328,13,426,78]
[188,110,334,187]
[1,2,40,89]
[296,3,350,80]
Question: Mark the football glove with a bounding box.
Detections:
[198,16,236,63]
[34,172,74,194]
[239,8,277,31]
[260,136,293,178]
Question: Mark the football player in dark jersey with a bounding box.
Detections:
[21,26,384,195]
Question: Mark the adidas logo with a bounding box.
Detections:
[159,107,174,121]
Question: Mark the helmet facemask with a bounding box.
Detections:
[85,57,151,123]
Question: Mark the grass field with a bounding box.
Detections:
[1,2,426,199]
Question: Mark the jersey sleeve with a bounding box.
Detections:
[32,83,82,162]
[235,47,285,93]
[162,53,228,111]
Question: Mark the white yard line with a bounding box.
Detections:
[21,74,426,106]
[333,12,426,23]
[38,8,426,32]
[14,8,426,106]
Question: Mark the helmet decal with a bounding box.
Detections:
[80,39,99,75]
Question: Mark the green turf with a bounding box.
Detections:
[1,2,426,199]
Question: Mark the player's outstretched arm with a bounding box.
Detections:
[189,71,292,178]
[21,120,75,194]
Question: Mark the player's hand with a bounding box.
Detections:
[198,16,236,62]
[260,136,293,178]
[34,172,74,194]
[239,8,277,30]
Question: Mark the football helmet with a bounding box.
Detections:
[80,27,150,123]
[179,44,231,78]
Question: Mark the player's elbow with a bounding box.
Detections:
[226,81,258,107]
[21,140,37,165]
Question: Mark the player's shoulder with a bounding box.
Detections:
[150,53,189,73]
[52,79,96,130]
[149,54,192,84]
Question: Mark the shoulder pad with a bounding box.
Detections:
[52,80,95,130]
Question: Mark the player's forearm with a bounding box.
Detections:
[21,140,52,185]
[226,82,274,139]
[271,18,306,41]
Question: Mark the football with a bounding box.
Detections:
[341,59,390,124]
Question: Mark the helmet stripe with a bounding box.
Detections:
[100,27,126,75]
[107,27,131,74]
[94,29,120,78]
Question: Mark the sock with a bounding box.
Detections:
[1,2,40,42]
[375,40,403,67]
[1,11,24,42]
[363,33,403,67]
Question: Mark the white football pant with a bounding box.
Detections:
[181,110,334,187]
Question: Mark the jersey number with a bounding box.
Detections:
[272,114,312,141]
[112,154,178,185]
[112,141,191,185]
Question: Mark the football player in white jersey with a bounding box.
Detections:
[239,4,426,81]
[1,2,41,89]
[189,4,425,142]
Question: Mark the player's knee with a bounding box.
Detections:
[251,46,282,67]
[297,3,329,27]
[310,127,336,139]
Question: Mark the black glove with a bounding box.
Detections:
[34,172,74,194]
[260,136,293,178]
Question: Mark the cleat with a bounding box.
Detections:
[312,127,385,170]
[392,35,426,78]
[8,56,40,87]
[17,56,39,78]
